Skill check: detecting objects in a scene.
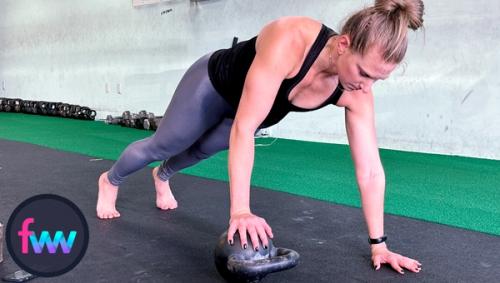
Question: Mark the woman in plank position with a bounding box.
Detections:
[97,0,424,274]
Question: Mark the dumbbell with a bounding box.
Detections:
[128,113,143,129]
[133,110,151,130]
[39,101,49,115]
[120,112,138,128]
[79,107,96,120]
[144,115,162,131]
[58,103,71,117]
[47,102,61,116]
[21,100,30,113]
[76,106,87,119]
[121,111,132,127]
[22,100,30,114]
[44,101,60,116]
[4,99,15,112]
[12,99,23,112]
[0,97,6,112]
[30,101,40,114]
[63,104,72,117]
[68,105,81,119]
[105,115,123,125]
[84,107,96,120]
[142,112,155,130]
[4,98,23,112]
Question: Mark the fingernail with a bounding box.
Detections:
[255,247,259,252]
[243,244,247,249]
[400,270,404,274]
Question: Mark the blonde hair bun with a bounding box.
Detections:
[375,0,424,30]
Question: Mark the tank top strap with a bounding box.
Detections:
[288,24,335,85]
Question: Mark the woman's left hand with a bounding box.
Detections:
[371,244,422,274]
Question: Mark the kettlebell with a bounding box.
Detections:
[214,231,299,283]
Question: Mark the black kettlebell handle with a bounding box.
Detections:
[227,248,299,277]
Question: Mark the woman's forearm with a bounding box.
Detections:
[358,170,386,240]
[228,124,255,216]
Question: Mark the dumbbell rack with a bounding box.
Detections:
[105,110,162,131]
[0,97,97,120]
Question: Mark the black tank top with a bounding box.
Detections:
[208,24,344,128]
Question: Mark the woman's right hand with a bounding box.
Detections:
[227,211,274,251]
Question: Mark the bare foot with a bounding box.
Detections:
[152,167,178,210]
[97,172,121,219]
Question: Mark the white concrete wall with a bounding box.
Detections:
[1,0,499,159]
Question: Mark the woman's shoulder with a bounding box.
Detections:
[253,17,327,79]
[271,16,322,28]
[264,16,323,38]
[256,17,324,54]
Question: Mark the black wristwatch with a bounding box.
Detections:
[368,235,387,245]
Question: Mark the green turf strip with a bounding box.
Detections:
[1,112,499,236]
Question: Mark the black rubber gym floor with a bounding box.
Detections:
[0,139,499,282]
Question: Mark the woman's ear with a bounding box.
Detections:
[337,35,351,55]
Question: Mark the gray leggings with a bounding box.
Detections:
[107,53,237,186]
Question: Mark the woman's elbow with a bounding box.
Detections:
[355,166,385,186]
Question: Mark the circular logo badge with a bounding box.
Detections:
[5,194,89,277]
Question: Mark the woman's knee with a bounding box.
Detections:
[188,147,211,160]
[189,138,228,160]
[125,138,160,160]
[147,133,192,161]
